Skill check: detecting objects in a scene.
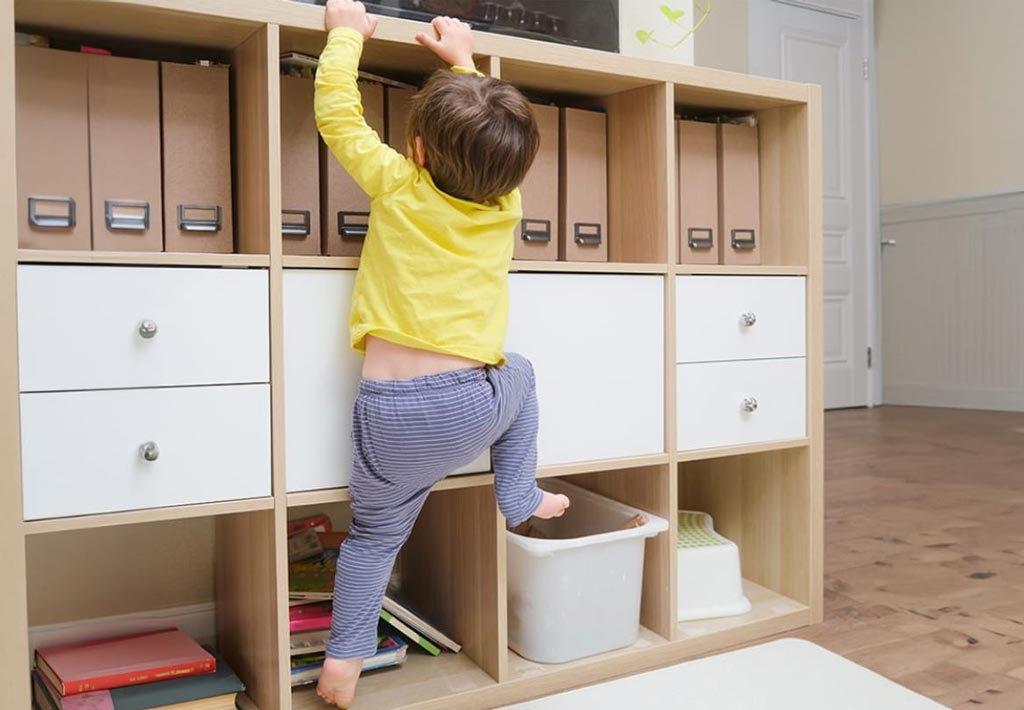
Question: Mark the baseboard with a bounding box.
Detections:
[28,602,216,655]
[884,383,1024,412]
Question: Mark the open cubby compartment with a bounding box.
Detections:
[13,5,275,257]
[503,466,674,692]
[496,58,673,265]
[675,448,813,644]
[24,511,282,710]
[287,486,504,710]
[673,82,813,270]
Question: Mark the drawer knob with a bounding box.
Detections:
[139,441,160,462]
[742,397,758,413]
[740,312,757,327]
[138,320,158,339]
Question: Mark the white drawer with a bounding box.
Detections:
[282,269,489,492]
[677,358,806,451]
[508,274,665,465]
[21,384,271,519]
[676,276,805,363]
[17,265,270,392]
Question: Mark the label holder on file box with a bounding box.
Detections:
[28,196,76,229]
[178,204,223,232]
[338,210,370,240]
[104,199,150,231]
[574,222,602,247]
[688,227,714,250]
[282,209,312,237]
[521,219,552,244]
[731,228,757,250]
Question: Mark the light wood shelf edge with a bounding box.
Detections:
[22,497,277,535]
[282,257,670,274]
[674,264,809,276]
[17,249,270,267]
[676,438,810,464]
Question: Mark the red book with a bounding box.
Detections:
[35,629,215,697]
[287,514,333,537]
[289,602,333,633]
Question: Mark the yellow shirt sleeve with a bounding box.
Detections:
[314,28,414,198]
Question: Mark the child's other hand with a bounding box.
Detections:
[415,16,475,68]
[325,0,379,40]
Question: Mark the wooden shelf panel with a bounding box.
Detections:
[17,0,810,109]
[23,497,275,535]
[676,579,808,641]
[282,257,670,274]
[292,651,496,710]
[674,264,809,276]
[285,454,671,507]
[282,255,360,270]
[676,438,810,463]
[17,249,269,268]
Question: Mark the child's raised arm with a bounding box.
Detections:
[315,0,413,198]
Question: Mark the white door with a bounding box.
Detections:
[749,0,873,408]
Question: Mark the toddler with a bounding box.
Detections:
[313,1,570,706]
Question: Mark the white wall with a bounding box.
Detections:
[876,0,1024,205]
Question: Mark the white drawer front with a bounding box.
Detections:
[282,269,489,492]
[677,358,806,451]
[21,384,271,519]
[18,265,270,392]
[507,274,665,465]
[676,276,806,363]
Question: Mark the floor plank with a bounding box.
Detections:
[773,406,1024,709]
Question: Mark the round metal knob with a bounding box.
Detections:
[138,320,158,339]
[741,312,757,327]
[139,441,160,462]
[742,397,758,413]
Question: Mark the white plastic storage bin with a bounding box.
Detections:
[677,511,751,622]
[507,479,668,664]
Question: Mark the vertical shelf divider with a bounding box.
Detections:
[0,0,31,706]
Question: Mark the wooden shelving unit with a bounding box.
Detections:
[0,2,822,709]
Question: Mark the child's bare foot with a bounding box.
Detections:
[317,657,363,709]
[533,491,570,519]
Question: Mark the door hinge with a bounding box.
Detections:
[867,346,873,368]
[863,60,869,80]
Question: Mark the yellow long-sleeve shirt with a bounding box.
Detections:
[315,28,519,366]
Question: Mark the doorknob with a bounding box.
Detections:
[881,239,896,247]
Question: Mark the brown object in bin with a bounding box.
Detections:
[161,61,234,253]
[677,120,719,265]
[15,47,92,251]
[385,86,415,153]
[718,122,761,265]
[559,107,608,262]
[510,513,647,539]
[280,75,321,256]
[322,81,386,257]
[88,54,163,252]
[515,103,559,261]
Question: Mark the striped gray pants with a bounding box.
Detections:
[327,353,543,659]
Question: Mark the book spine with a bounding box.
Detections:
[64,659,216,695]
[289,618,332,633]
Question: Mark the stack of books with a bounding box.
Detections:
[286,513,464,686]
[31,629,243,710]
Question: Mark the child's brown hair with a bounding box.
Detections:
[406,71,539,203]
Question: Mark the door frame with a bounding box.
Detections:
[750,0,881,407]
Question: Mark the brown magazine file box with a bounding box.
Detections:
[15,47,91,251]
[385,86,414,153]
[161,62,233,253]
[321,81,385,257]
[718,122,761,265]
[677,120,719,265]
[559,107,608,262]
[88,54,163,252]
[280,75,321,256]
[515,103,559,261]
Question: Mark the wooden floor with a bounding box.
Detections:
[778,406,1024,709]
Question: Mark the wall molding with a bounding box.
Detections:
[28,602,216,656]
[882,189,1024,225]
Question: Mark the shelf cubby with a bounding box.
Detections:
[23,511,282,710]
